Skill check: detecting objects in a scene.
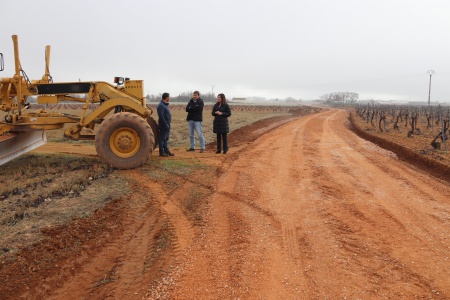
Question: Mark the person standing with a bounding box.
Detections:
[186,91,205,153]
[212,93,231,154]
[157,92,174,157]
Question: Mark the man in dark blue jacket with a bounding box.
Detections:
[157,92,174,157]
[185,91,205,153]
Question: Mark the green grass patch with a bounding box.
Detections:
[143,157,206,177]
[160,159,201,174]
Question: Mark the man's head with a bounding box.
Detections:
[162,92,170,102]
[193,91,200,100]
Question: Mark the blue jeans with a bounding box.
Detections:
[159,129,170,154]
[188,120,205,150]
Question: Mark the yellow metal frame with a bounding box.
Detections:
[0,35,152,141]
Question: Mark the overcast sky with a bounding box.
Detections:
[1,0,449,102]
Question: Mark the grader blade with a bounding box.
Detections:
[0,131,47,165]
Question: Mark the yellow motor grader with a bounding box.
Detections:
[0,35,159,169]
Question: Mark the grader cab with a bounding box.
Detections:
[0,35,159,169]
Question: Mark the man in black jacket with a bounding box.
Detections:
[185,91,205,153]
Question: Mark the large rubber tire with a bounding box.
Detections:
[147,116,159,151]
[95,112,154,169]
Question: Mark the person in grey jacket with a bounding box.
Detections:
[185,91,205,153]
[212,93,231,154]
[157,92,174,157]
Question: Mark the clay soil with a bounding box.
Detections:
[1,108,449,299]
[350,111,450,182]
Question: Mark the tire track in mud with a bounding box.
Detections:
[39,168,199,300]
[170,112,328,299]
[169,109,450,300]
[324,112,450,252]
[43,172,165,300]
[300,109,448,293]
[304,109,450,298]
[150,179,197,251]
[280,110,450,298]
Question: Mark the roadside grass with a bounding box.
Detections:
[159,159,204,176]
[141,155,210,177]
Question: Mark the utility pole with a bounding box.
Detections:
[427,70,435,106]
[211,85,215,100]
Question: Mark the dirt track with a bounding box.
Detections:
[165,109,450,299]
[3,109,450,299]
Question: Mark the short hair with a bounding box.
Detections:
[193,91,200,96]
[162,92,170,100]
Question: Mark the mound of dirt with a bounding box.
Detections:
[349,112,450,183]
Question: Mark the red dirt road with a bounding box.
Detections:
[3,109,449,299]
[169,109,450,299]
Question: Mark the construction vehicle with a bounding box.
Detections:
[0,35,159,169]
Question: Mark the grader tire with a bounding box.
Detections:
[147,116,159,150]
[95,112,154,169]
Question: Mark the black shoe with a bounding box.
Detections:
[223,151,227,154]
[200,149,205,153]
[216,150,221,154]
[186,148,195,152]
[166,152,175,156]
[159,153,169,157]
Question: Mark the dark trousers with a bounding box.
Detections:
[159,129,170,154]
[216,133,228,152]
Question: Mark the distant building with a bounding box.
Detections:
[376,100,410,105]
[230,97,247,103]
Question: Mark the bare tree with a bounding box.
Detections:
[320,92,359,103]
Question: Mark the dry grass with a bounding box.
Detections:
[0,153,131,255]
